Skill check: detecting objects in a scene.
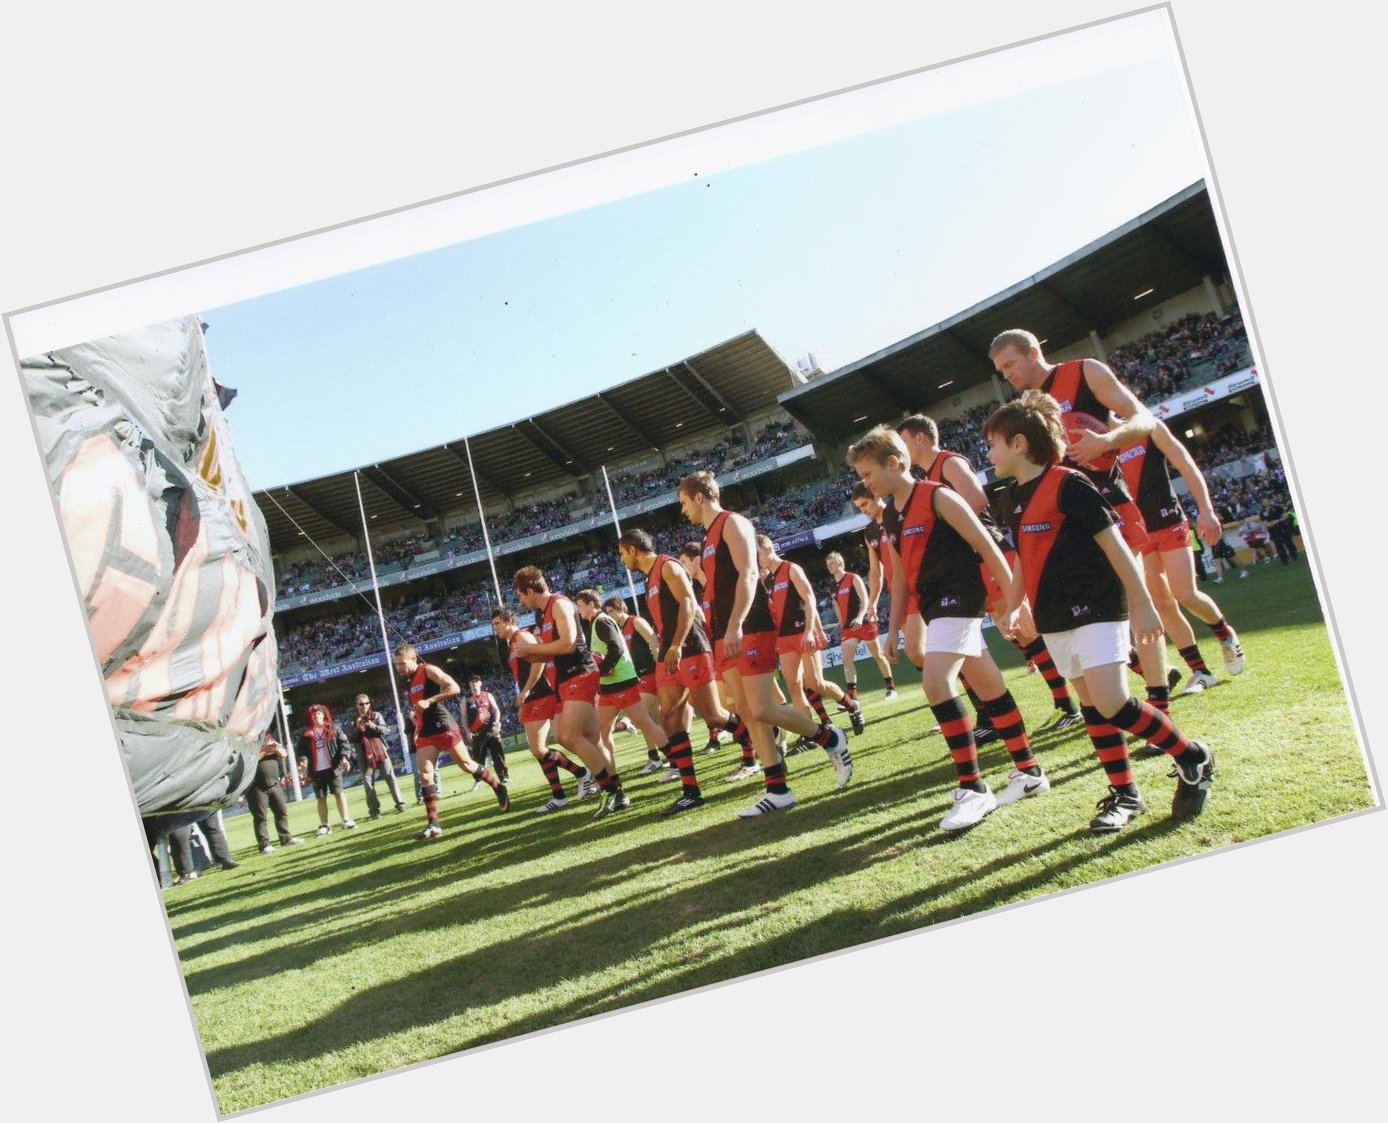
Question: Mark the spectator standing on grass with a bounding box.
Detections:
[167,811,239,883]
[1262,497,1300,565]
[247,731,302,854]
[298,703,358,837]
[350,694,408,819]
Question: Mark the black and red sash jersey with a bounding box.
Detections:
[1117,438,1186,532]
[701,510,775,640]
[880,480,986,623]
[766,560,809,637]
[538,594,598,682]
[465,692,502,737]
[833,573,867,627]
[408,663,459,736]
[1010,466,1126,634]
[619,613,659,677]
[646,555,711,658]
[507,631,556,699]
[862,518,893,585]
[1042,360,1136,507]
[927,448,1006,546]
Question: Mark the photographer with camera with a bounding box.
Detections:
[350,693,408,819]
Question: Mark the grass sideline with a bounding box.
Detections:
[163,561,1374,1113]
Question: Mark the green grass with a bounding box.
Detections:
[165,561,1375,1114]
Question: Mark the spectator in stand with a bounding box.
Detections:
[248,731,303,854]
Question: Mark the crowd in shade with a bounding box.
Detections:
[1199,461,1294,524]
[1106,310,1250,405]
[274,417,813,599]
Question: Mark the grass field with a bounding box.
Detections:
[163,560,1375,1114]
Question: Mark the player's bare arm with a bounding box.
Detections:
[935,486,1022,616]
[1152,419,1223,546]
[1095,525,1163,644]
[1066,357,1156,465]
[941,455,990,516]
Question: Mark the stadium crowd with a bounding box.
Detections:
[1106,310,1249,404]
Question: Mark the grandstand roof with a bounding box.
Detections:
[253,329,800,553]
[778,181,1228,443]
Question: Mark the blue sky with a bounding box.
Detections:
[205,52,1203,491]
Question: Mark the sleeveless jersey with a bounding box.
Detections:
[880,480,986,622]
[620,613,659,677]
[1042,359,1136,506]
[408,663,458,736]
[507,630,555,699]
[588,611,638,687]
[537,594,598,682]
[927,447,1005,545]
[646,555,711,658]
[766,560,809,637]
[863,518,893,585]
[833,573,866,627]
[1117,438,1186,532]
[702,510,775,640]
[1010,466,1126,634]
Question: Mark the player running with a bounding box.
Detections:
[677,472,852,817]
[393,643,510,842]
[755,534,865,738]
[513,566,631,818]
[984,391,1215,832]
[491,608,595,814]
[1116,419,1246,689]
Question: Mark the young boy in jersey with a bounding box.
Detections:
[491,608,595,813]
[1117,418,1246,691]
[576,588,703,816]
[393,644,510,842]
[983,391,1216,831]
[756,534,865,741]
[898,413,1081,730]
[848,426,1048,831]
[677,472,852,817]
[513,566,630,817]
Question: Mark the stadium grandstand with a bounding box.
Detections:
[258,180,1291,757]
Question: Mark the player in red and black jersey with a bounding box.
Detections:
[898,413,1081,731]
[984,390,1215,831]
[824,550,896,704]
[756,534,865,740]
[393,643,510,842]
[1118,420,1246,687]
[491,608,593,814]
[852,481,922,675]
[678,471,852,816]
[849,425,1048,831]
[513,566,630,817]
[620,528,762,789]
[990,328,1177,715]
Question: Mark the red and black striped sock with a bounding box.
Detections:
[474,765,499,792]
[537,754,564,797]
[666,731,700,794]
[884,675,895,691]
[1127,646,1142,673]
[845,682,858,702]
[545,748,584,776]
[724,712,752,749]
[763,761,790,795]
[1178,644,1211,675]
[1207,616,1234,643]
[1079,705,1137,794]
[930,696,985,791]
[593,768,616,792]
[985,692,1039,774]
[1145,683,1171,715]
[1106,697,1197,765]
[421,783,441,825]
[647,747,662,762]
[805,689,830,723]
[1022,638,1076,712]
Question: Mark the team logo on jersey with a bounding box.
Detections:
[901,525,925,537]
[940,595,961,608]
[1070,603,1092,617]
[1021,521,1053,533]
[1117,446,1145,464]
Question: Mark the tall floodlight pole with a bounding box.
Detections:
[600,464,642,607]
[462,433,505,609]
[353,470,411,763]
